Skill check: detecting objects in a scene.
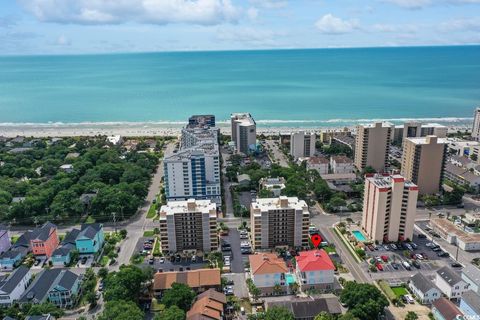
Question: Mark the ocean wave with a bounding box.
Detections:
[0,116,473,127]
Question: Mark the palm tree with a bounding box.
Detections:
[289,282,299,295]
[273,284,283,296]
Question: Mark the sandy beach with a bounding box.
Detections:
[0,121,472,138]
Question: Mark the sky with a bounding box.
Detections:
[0,0,480,55]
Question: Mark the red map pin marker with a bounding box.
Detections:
[311,234,322,249]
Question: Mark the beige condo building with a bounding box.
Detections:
[251,196,310,250]
[362,174,418,243]
[290,131,316,159]
[354,122,392,172]
[159,199,218,254]
[401,135,447,195]
[231,113,256,154]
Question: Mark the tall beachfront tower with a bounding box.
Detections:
[231,113,256,154]
[401,136,447,195]
[354,122,392,172]
[290,131,316,159]
[472,107,480,141]
[362,174,418,243]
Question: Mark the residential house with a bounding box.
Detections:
[0,247,28,271]
[186,289,226,320]
[306,156,329,175]
[20,269,82,308]
[460,290,480,318]
[295,250,335,292]
[330,155,354,174]
[75,223,104,254]
[432,297,465,320]
[249,253,288,295]
[462,264,480,295]
[435,266,470,300]
[265,295,342,320]
[153,269,221,298]
[259,177,286,197]
[0,266,32,306]
[30,222,59,258]
[59,164,74,173]
[51,229,79,267]
[408,273,442,304]
[0,225,11,254]
[25,314,53,320]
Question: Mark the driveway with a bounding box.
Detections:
[220,229,246,274]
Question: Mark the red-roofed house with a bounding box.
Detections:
[295,250,335,292]
[249,253,288,295]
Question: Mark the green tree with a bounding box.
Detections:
[161,282,196,311]
[103,265,149,303]
[98,300,144,320]
[315,312,335,320]
[155,305,186,320]
[27,302,65,319]
[264,306,294,320]
[340,282,389,320]
[98,267,109,279]
[405,311,418,320]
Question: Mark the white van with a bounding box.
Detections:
[402,261,411,270]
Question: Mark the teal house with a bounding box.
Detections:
[51,229,79,267]
[75,224,104,254]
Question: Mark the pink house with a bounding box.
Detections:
[30,222,59,258]
[295,250,336,292]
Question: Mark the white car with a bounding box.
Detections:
[415,254,424,260]
[159,257,165,264]
[390,244,397,250]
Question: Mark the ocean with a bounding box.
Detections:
[0,45,479,128]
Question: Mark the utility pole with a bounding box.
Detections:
[113,212,117,233]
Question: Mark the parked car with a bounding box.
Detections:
[402,261,411,270]
[410,242,418,249]
[390,244,398,250]
[391,263,399,270]
[411,260,421,269]
[383,245,390,250]
[381,255,389,262]
[418,234,427,239]
[451,262,463,268]
[159,257,165,264]
[415,254,424,260]
[376,263,383,271]
[149,257,154,265]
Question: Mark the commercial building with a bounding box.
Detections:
[187,115,215,129]
[290,131,315,159]
[430,218,480,251]
[447,138,480,157]
[392,122,447,144]
[249,253,288,295]
[472,107,480,141]
[159,199,218,254]
[153,269,221,298]
[164,127,221,205]
[361,174,418,243]
[295,250,335,292]
[250,197,310,250]
[435,266,470,300]
[354,122,392,172]
[231,113,256,154]
[401,136,447,195]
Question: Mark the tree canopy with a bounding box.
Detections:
[161,282,196,312]
[98,300,144,320]
[103,265,152,303]
[340,282,389,320]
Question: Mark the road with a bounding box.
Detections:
[264,140,289,167]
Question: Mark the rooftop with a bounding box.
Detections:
[296,250,335,272]
[410,272,439,294]
[331,155,353,164]
[308,156,329,165]
[366,174,417,189]
[437,266,464,285]
[159,199,216,219]
[432,297,464,320]
[266,295,342,318]
[461,290,480,315]
[249,253,288,275]
[405,135,447,145]
[431,218,480,244]
[0,266,30,294]
[251,196,308,214]
[153,269,221,291]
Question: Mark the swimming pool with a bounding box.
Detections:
[352,230,367,242]
[286,274,296,285]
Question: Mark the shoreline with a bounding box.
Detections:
[0,121,473,138]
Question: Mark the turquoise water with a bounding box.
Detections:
[286,274,295,285]
[0,46,479,126]
[352,230,367,242]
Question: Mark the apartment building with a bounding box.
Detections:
[306,156,329,175]
[435,266,470,300]
[250,197,310,250]
[472,107,480,141]
[330,155,354,174]
[290,131,315,159]
[401,136,447,195]
[164,126,221,205]
[354,122,392,172]
[393,122,447,144]
[231,113,256,154]
[159,199,218,254]
[187,115,215,129]
[361,174,418,243]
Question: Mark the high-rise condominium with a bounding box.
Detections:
[354,122,392,172]
[362,174,418,243]
[231,113,256,154]
[401,136,447,195]
[159,199,218,253]
[250,196,310,250]
[472,107,480,141]
[290,131,315,159]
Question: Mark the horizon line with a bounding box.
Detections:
[1,43,479,58]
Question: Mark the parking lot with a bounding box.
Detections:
[220,228,250,274]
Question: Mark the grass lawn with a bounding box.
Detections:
[147,203,157,219]
[391,287,408,297]
[323,245,337,254]
[143,230,155,237]
[100,256,110,267]
[153,238,161,256]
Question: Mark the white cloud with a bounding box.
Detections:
[439,17,480,32]
[248,0,288,9]
[315,14,359,34]
[247,7,259,20]
[55,34,71,46]
[372,23,418,33]
[383,0,431,9]
[216,26,286,46]
[18,0,242,25]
